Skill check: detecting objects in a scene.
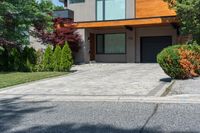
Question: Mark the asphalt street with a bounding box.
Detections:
[0,98,200,133]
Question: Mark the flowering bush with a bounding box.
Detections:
[157,43,200,79]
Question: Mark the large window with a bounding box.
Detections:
[96,33,126,54]
[69,0,85,4]
[96,0,126,21]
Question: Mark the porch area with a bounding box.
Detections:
[74,24,178,63]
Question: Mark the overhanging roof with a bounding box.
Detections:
[64,16,178,29]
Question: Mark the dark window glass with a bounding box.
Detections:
[69,0,85,4]
[96,34,104,54]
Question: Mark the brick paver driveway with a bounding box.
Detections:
[0,64,170,100]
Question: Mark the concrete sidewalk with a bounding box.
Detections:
[167,77,200,99]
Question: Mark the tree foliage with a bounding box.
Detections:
[37,18,81,52]
[164,0,200,42]
[0,0,62,47]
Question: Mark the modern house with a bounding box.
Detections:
[59,0,179,63]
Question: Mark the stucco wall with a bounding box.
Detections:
[73,29,91,64]
[30,36,46,51]
[67,0,96,22]
[126,0,135,19]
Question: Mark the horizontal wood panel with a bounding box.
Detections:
[136,0,176,18]
[63,17,177,28]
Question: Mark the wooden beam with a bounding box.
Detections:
[63,16,177,29]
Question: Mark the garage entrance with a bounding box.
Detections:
[141,36,172,63]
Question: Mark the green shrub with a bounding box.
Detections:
[0,46,4,55]
[52,45,62,71]
[21,47,37,72]
[8,48,21,71]
[157,44,200,79]
[33,50,44,72]
[0,47,8,71]
[43,45,53,71]
[36,50,43,65]
[60,43,73,71]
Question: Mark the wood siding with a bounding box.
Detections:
[136,0,176,18]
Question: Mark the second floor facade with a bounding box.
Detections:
[66,0,176,22]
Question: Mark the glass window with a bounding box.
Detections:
[96,0,104,21]
[96,34,104,54]
[96,0,126,21]
[105,0,125,20]
[104,34,126,54]
[96,33,126,54]
[69,0,85,4]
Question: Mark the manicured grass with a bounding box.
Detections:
[0,72,68,89]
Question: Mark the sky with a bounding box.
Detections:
[52,0,63,6]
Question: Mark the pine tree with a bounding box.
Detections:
[52,45,62,71]
[60,42,73,71]
[43,45,53,71]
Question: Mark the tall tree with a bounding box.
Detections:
[0,0,61,48]
[164,0,200,43]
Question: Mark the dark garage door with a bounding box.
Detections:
[141,36,172,63]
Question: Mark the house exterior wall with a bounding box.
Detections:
[67,0,135,22]
[63,0,178,64]
[67,0,96,22]
[29,36,46,51]
[126,0,135,19]
[73,29,91,64]
[84,28,135,63]
[75,25,177,63]
[67,0,175,22]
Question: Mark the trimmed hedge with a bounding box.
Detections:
[157,44,200,79]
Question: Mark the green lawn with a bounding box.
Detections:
[0,72,68,89]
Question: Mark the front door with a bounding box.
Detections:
[89,33,95,61]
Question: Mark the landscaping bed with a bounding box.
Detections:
[0,72,68,89]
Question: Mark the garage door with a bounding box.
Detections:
[141,36,172,63]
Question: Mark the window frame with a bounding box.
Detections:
[69,0,85,4]
[96,0,126,21]
[96,33,127,54]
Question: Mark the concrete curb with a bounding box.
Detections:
[2,95,200,104]
[154,80,175,97]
